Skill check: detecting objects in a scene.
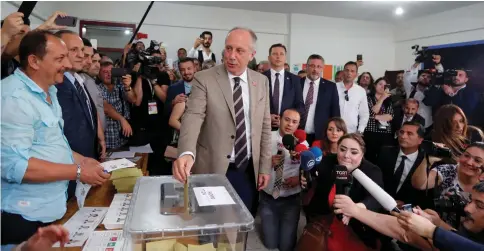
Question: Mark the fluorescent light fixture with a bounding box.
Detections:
[82,27,87,33]
[124,30,131,35]
[395,7,404,15]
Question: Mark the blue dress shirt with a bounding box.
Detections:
[1,69,74,223]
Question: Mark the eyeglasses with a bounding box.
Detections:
[344,90,349,101]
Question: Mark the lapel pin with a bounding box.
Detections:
[252,81,257,86]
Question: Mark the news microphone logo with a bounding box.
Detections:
[307,159,315,169]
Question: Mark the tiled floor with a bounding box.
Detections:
[246,212,307,251]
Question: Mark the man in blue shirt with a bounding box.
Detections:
[1,30,110,246]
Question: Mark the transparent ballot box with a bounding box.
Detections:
[122,174,254,251]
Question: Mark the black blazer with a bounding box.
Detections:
[56,75,98,159]
[300,77,340,139]
[376,146,432,208]
[392,107,425,135]
[307,154,383,248]
[263,70,304,116]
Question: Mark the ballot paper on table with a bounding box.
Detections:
[53,207,108,247]
[101,158,136,172]
[193,186,236,207]
[82,230,124,251]
[102,193,132,229]
[107,151,136,159]
[129,144,153,153]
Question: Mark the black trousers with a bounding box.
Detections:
[1,212,50,245]
[225,159,259,217]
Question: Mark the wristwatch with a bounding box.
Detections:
[76,164,81,181]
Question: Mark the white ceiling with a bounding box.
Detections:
[174,1,477,23]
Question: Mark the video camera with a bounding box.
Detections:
[434,189,469,228]
[126,40,163,79]
[421,140,452,158]
[420,69,471,86]
[412,45,429,63]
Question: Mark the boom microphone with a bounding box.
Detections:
[294,129,307,144]
[309,147,323,164]
[282,134,297,151]
[334,165,353,219]
[300,151,316,189]
[351,169,400,213]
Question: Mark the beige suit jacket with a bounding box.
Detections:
[177,65,272,183]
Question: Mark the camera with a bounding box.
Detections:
[421,140,452,158]
[126,40,163,79]
[412,45,429,63]
[434,189,469,228]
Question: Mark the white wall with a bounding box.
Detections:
[394,3,484,70]
[290,13,395,78]
[28,1,288,63]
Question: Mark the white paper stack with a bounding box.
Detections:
[82,230,124,251]
[53,207,108,247]
[102,193,132,230]
[101,158,136,172]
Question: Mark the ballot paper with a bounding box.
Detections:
[75,181,92,208]
[193,187,235,207]
[101,158,136,172]
[107,151,136,159]
[129,144,153,153]
[54,207,108,247]
[82,230,125,251]
[102,193,132,229]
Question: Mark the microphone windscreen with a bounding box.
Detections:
[300,151,316,171]
[309,147,323,164]
[334,165,350,185]
[352,169,398,212]
[312,140,322,148]
[282,134,297,151]
[294,144,309,153]
[294,129,307,143]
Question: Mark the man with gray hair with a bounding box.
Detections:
[173,27,272,216]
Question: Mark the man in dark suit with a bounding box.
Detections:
[263,44,304,131]
[392,98,426,138]
[55,30,99,199]
[299,54,340,145]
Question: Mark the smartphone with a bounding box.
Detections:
[357,54,363,61]
[111,68,129,78]
[55,16,78,27]
[17,1,37,24]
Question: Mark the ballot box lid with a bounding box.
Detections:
[123,174,254,240]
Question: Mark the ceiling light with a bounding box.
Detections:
[82,27,87,33]
[124,30,131,35]
[395,7,404,16]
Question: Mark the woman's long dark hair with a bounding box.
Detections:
[357,72,374,88]
[322,117,348,154]
[432,104,469,158]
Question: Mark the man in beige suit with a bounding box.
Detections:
[173,27,271,215]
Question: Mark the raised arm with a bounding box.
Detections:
[169,102,186,131]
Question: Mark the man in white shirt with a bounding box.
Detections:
[260,108,307,251]
[336,61,369,133]
[187,31,216,64]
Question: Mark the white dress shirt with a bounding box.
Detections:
[395,149,419,192]
[188,47,216,63]
[336,82,370,133]
[264,131,307,197]
[302,77,321,134]
[270,68,285,114]
[179,69,251,162]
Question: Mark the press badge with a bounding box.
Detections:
[148,100,158,115]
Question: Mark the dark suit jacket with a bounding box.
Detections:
[300,77,340,139]
[56,75,98,159]
[263,70,304,116]
[392,108,426,135]
[376,146,431,208]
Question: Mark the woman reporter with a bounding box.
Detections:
[301,133,384,250]
[320,117,348,155]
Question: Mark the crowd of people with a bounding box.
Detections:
[2,9,484,251]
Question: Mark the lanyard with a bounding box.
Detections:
[147,79,156,99]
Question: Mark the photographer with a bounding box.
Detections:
[412,142,484,227]
[423,68,483,125]
[403,55,444,131]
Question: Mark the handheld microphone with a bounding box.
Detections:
[312,140,322,148]
[300,151,316,189]
[351,169,400,213]
[334,165,353,220]
[294,144,309,160]
[294,129,307,144]
[282,134,297,151]
[309,147,323,165]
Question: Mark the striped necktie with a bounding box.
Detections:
[233,77,248,169]
[300,81,314,129]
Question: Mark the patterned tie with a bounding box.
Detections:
[272,157,284,199]
[273,73,280,114]
[233,77,249,169]
[300,82,315,129]
[73,80,94,128]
